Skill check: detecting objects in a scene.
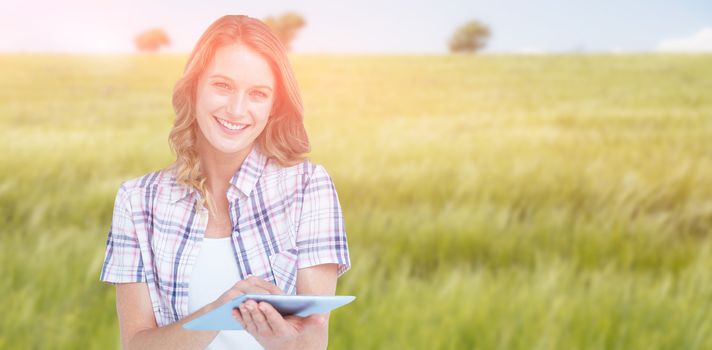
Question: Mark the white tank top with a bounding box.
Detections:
[187,237,264,350]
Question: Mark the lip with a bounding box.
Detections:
[214,116,249,136]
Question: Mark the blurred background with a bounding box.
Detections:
[1,0,711,349]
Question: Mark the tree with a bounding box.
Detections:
[448,20,490,53]
[134,28,170,52]
[263,12,306,51]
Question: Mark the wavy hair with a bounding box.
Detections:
[168,15,310,216]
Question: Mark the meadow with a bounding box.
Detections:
[0,52,711,349]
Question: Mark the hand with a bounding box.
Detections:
[213,275,284,307]
[232,299,327,350]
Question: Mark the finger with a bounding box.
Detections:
[284,314,326,332]
[247,276,284,295]
[240,303,257,334]
[259,301,294,336]
[304,314,327,329]
[220,285,269,305]
[222,285,246,301]
[241,285,272,295]
[223,279,269,300]
[246,299,273,336]
[232,308,245,328]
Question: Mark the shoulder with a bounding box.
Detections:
[262,157,332,185]
[117,165,176,198]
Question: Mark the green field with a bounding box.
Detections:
[1,53,711,349]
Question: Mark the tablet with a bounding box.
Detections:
[183,294,356,331]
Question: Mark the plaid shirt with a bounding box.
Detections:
[99,146,351,327]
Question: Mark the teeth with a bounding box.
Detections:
[216,117,247,130]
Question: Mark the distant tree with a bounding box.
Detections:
[263,12,306,51]
[448,20,490,53]
[134,28,170,52]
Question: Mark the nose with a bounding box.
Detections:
[226,91,247,117]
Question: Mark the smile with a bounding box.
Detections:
[214,116,249,131]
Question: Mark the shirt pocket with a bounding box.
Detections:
[268,245,298,295]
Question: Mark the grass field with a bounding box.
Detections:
[0,53,711,349]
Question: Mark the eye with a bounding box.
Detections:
[252,90,268,98]
[213,82,231,90]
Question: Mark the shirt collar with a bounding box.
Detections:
[228,145,268,199]
[168,168,196,204]
[168,145,268,204]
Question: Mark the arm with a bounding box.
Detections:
[288,165,349,349]
[104,184,221,349]
[116,282,219,350]
[235,164,350,349]
[292,263,339,350]
[116,277,281,350]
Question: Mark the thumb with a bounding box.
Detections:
[304,314,326,328]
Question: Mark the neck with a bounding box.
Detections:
[195,132,252,195]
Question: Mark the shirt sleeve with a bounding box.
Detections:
[99,183,147,284]
[295,164,351,277]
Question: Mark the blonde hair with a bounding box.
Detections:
[168,15,310,217]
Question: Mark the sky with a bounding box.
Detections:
[1,0,711,54]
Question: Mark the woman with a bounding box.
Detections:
[99,15,351,350]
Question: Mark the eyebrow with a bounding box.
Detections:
[209,74,273,91]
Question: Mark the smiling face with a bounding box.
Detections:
[194,43,276,156]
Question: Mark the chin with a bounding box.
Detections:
[214,139,254,154]
[213,144,245,154]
